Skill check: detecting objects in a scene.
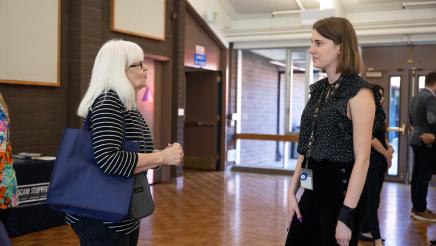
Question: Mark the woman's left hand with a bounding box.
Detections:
[335,220,351,246]
[386,157,392,169]
[388,146,394,156]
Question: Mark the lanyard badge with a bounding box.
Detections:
[300,158,313,190]
[299,80,339,191]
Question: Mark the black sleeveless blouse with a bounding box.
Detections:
[297,74,386,163]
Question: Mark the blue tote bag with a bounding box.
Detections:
[47,115,139,222]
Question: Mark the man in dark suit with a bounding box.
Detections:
[409,71,436,222]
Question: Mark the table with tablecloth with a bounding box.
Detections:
[6,158,65,236]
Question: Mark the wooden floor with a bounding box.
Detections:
[11,169,436,246]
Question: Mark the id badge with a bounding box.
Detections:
[300,168,313,190]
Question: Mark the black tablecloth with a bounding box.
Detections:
[6,158,65,236]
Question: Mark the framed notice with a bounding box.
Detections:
[111,0,166,41]
[0,0,60,86]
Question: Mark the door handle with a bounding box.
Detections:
[197,121,215,127]
[185,121,215,127]
[387,123,406,135]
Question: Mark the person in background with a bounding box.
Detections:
[408,71,436,223]
[285,17,385,246]
[0,93,18,246]
[69,39,184,246]
[359,84,393,246]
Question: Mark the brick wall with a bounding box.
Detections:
[226,49,238,150]
[292,72,306,129]
[229,52,306,165]
[240,51,280,165]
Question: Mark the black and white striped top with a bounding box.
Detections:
[65,90,154,234]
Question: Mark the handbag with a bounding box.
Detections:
[129,172,155,219]
[47,113,141,222]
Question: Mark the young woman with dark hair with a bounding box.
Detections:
[285,17,385,246]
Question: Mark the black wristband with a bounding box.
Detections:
[337,205,355,230]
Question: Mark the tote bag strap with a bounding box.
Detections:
[83,112,92,132]
[84,108,127,139]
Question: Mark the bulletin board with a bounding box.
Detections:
[111,0,166,41]
[0,0,60,86]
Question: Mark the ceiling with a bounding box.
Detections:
[224,0,434,14]
[188,0,436,49]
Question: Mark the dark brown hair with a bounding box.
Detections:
[371,84,384,96]
[313,17,362,75]
[425,71,436,86]
[369,83,387,131]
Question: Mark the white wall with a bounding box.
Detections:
[187,0,235,46]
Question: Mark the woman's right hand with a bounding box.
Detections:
[287,193,302,228]
[160,143,183,166]
[384,147,393,168]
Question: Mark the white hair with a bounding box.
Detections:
[77,39,144,117]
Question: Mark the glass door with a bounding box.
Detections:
[382,70,410,182]
[386,76,402,177]
[384,69,431,182]
[234,48,310,171]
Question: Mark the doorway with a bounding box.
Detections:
[370,69,432,182]
[136,58,171,183]
[184,70,222,170]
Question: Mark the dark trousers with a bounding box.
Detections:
[361,156,387,240]
[285,159,367,246]
[411,145,435,212]
[0,209,11,246]
[71,218,139,246]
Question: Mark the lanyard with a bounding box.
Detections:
[304,78,341,168]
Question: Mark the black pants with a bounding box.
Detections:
[0,209,11,246]
[361,156,387,240]
[411,144,435,212]
[71,218,139,246]
[286,159,367,246]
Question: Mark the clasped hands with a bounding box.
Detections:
[420,133,435,145]
[160,143,184,166]
[385,146,394,168]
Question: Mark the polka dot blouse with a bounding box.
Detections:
[297,74,386,163]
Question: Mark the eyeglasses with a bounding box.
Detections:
[129,61,144,69]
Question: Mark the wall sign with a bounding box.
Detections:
[194,45,206,66]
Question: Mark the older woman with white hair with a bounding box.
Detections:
[68,39,183,246]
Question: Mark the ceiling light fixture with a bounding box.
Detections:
[271,9,301,17]
[402,1,436,9]
[316,0,334,10]
[272,0,334,17]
